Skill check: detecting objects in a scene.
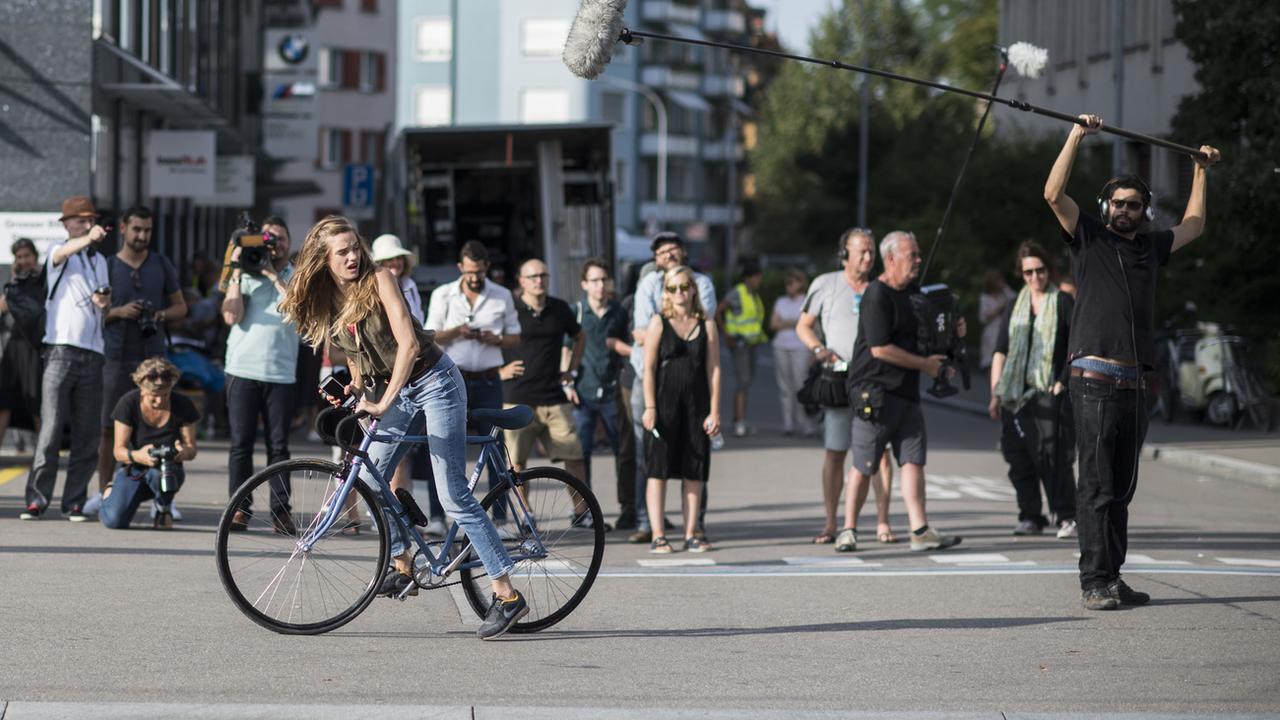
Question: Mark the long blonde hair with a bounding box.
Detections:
[279,215,381,348]
[660,265,704,320]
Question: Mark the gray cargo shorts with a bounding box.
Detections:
[850,392,926,473]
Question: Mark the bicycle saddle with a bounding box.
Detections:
[469,404,534,430]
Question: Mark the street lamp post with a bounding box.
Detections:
[597,74,667,225]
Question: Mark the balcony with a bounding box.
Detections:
[701,203,744,225]
[641,1,701,26]
[703,9,746,34]
[701,73,745,98]
[701,139,744,161]
[640,201,698,223]
[641,66,701,92]
[640,132,700,157]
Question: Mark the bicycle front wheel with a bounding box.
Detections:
[216,459,388,635]
[459,466,605,633]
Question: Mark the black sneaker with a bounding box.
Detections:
[1082,587,1118,611]
[65,505,89,523]
[477,591,529,640]
[614,512,638,531]
[1109,578,1150,606]
[377,567,418,598]
[20,503,44,520]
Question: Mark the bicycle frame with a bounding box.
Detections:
[297,418,546,582]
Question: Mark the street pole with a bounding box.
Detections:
[598,75,667,226]
[724,99,738,285]
[856,0,869,228]
[1112,0,1125,176]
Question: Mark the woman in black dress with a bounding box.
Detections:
[0,238,45,449]
[642,265,722,553]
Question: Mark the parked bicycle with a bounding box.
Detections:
[214,404,606,635]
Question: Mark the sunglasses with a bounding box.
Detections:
[1109,198,1145,211]
[143,370,175,384]
[665,283,692,293]
[1022,266,1048,277]
[130,268,142,291]
[522,272,550,281]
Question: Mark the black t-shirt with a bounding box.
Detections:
[848,279,920,400]
[111,389,201,464]
[1063,213,1173,368]
[994,291,1076,385]
[503,295,582,406]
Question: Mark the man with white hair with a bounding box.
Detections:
[839,231,962,553]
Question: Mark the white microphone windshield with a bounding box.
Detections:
[1007,42,1048,79]
[563,0,629,79]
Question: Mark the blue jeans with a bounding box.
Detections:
[26,345,103,512]
[572,393,620,491]
[361,355,514,579]
[100,465,186,529]
[464,372,506,520]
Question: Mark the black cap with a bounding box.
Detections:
[650,231,684,253]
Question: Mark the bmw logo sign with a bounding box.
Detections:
[278,33,309,65]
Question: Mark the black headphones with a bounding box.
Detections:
[837,227,873,262]
[1097,175,1155,222]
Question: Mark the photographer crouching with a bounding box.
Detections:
[842,231,963,552]
[100,357,199,529]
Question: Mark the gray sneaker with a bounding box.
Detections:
[1082,587,1118,611]
[1013,520,1044,536]
[910,526,962,552]
[834,528,857,552]
[477,591,529,640]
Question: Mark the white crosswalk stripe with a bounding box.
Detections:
[782,556,879,567]
[1214,557,1280,568]
[1125,554,1192,565]
[636,558,717,567]
[930,553,1012,564]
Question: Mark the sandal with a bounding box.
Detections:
[812,529,836,544]
[648,537,674,554]
[877,527,898,544]
[339,522,362,536]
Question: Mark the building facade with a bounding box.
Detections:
[998,0,1200,217]
[395,0,754,261]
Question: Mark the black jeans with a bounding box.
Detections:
[1000,392,1076,525]
[1070,377,1148,590]
[226,374,295,514]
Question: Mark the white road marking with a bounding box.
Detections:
[1215,557,1280,568]
[595,565,1280,578]
[636,558,717,567]
[1126,554,1192,565]
[448,583,481,626]
[782,556,880,567]
[929,553,1011,564]
[909,474,1017,501]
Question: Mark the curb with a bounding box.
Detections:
[923,396,1280,491]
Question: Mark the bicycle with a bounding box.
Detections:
[214,404,606,635]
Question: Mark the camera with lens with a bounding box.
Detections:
[135,299,158,338]
[230,212,277,275]
[147,443,180,493]
[910,284,971,398]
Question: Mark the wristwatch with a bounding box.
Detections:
[812,345,826,356]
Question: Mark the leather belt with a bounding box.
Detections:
[1071,366,1143,390]
[459,368,500,382]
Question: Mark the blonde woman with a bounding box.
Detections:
[641,265,722,553]
[279,216,525,640]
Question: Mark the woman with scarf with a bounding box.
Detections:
[988,241,1078,539]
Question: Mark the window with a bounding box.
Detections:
[519,88,571,124]
[318,48,339,88]
[319,128,352,169]
[360,130,386,167]
[360,0,377,12]
[615,159,626,197]
[601,91,626,126]
[361,51,386,92]
[415,86,451,126]
[415,18,452,62]
[521,19,569,56]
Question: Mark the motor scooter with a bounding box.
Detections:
[1153,306,1273,430]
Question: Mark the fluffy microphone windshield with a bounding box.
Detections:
[1007,42,1049,78]
[563,0,629,79]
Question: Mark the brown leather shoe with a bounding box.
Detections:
[627,529,652,544]
[272,509,298,536]
[229,510,251,532]
[153,509,174,530]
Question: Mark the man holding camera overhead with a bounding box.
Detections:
[221,216,299,533]
[90,206,186,518]
[21,197,113,522]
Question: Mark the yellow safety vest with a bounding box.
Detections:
[725,282,766,344]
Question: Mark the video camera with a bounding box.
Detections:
[136,299,158,338]
[219,213,280,291]
[910,284,971,398]
[147,443,180,493]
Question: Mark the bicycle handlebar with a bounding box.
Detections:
[335,409,371,460]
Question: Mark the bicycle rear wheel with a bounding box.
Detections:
[459,466,605,632]
[216,459,387,635]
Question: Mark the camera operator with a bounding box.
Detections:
[91,206,186,517]
[843,231,963,553]
[1045,114,1219,610]
[0,238,45,452]
[221,216,299,533]
[100,357,198,529]
[21,197,111,522]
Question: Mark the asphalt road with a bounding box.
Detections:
[1,366,1278,719]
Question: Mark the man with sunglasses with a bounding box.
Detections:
[1045,113,1219,610]
[90,206,186,518]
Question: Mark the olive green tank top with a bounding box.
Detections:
[330,305,443,393]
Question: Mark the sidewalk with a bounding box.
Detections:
[923,368,1280,490]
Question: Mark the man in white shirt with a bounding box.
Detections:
[21,197,112,522]
[426,240,521,431]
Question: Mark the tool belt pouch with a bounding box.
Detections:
[812,367,849,408]
[851,382,884,422]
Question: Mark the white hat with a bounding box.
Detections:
[371,234,414,262]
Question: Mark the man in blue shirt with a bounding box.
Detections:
[221,216,299,533]
[573,258,633,527]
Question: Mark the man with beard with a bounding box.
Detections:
[89,206,186,517]
[1044,113,1219,610]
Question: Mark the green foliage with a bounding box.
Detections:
[1166,0,1280,390]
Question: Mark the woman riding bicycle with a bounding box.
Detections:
[279,215,527,640]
